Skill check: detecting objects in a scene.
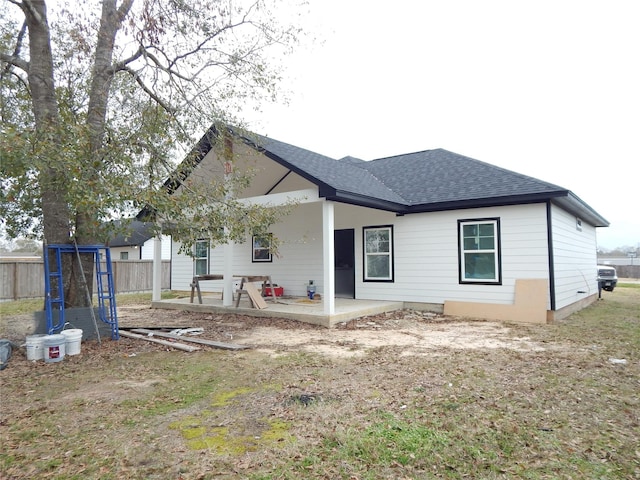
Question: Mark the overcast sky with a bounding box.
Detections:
[247,0,639,251]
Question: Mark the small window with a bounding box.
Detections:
[458,218,501,284]
[252,234,272,263]
[194,239,209,275]
[363,225,394,281]
[119,251,129,260]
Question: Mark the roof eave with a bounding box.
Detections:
[325,189,407,213]
[403,191,570,215]
[552,192,609,227]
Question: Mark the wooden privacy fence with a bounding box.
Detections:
[616,265,640,279]
[0,260,171,301]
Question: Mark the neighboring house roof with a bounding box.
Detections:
[143,125,609,227]
[108,220,154,247]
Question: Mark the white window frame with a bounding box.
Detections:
[458,218,501,284]
[363,225,394,282]
[194,239,210,276]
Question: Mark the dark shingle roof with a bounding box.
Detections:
[245,134,406,206]
[244,133,607,226]
[108,221,153,247]
[142,125,608,227]
[363,148,567,205]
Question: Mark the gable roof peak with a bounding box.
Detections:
[338,155,367,165]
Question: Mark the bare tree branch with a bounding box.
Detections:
[116,0,135,21]
[0,52,28,73]
[168,17,252,70]
[139,49,193,82]
[120,65,176,114]
[110,45,145,72]
[1,19,29,75]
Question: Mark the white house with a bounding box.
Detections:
[108,220,171,260]
[160,127,608,325]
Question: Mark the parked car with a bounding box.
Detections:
[597,265,618,292]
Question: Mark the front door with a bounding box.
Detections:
[334,229,355,298]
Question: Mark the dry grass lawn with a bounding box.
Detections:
[1,285,639,479]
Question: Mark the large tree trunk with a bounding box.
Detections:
[22,1,133,308]
[24,1,70,243]
[65,0,132,306]
[75,0,127,246]
[23,1,78,306]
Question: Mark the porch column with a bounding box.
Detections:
[222,240,234,306]
[322,201,335,315]
[152,234,162,301]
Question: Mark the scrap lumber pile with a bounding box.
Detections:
[118,326,249,352]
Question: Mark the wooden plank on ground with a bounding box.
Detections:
[128,328,249,351]
[244,281,268,309]
[118,330,200,352]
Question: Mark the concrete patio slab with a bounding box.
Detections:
[151,295,404,328]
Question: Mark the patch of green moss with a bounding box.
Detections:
[182,426,207,439]
[171,385,294,455]
[210,387,255,407]
[168,416,201,430]
[186,427,250,455]
[260,419,293,445]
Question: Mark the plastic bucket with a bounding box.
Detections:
[43,334,66,363]
[26,334,47,361]
[61,329,83,356]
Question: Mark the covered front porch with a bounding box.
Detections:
[150,294,404,328]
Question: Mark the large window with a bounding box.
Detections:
[194,239,209,275]
[458,218,501,284]
[363,225,394,281]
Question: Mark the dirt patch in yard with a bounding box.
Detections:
[115,305,551,358]
[0,304,553,375]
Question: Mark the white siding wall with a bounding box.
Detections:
[109,246,139,260]
[171,201,556,306]
[550,204,598,309]
[171,202,326,295]
[140,235,172,260]
[349,203,550,306]
[171,240,196,290]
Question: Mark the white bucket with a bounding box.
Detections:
[43,334,66,363]
[61,329,83,356]
[26,334,47,361]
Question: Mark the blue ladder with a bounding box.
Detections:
[43,244,119,340]
[43,245,65,334]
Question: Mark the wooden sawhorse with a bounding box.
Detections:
[190,274,224,304]
[234,276,276,309]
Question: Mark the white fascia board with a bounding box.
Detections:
[238,188,320,207]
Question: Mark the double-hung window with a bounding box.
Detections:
[458,218,501,284]
[363,225,394,281]
[194,239,209,275]
[252,234,273,263]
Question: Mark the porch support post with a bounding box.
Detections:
[322,201,335,315]
[222,240,234,306]
[152,234,162,301]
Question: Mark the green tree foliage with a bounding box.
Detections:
[0,0,303,305]
[1,0,302,239]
